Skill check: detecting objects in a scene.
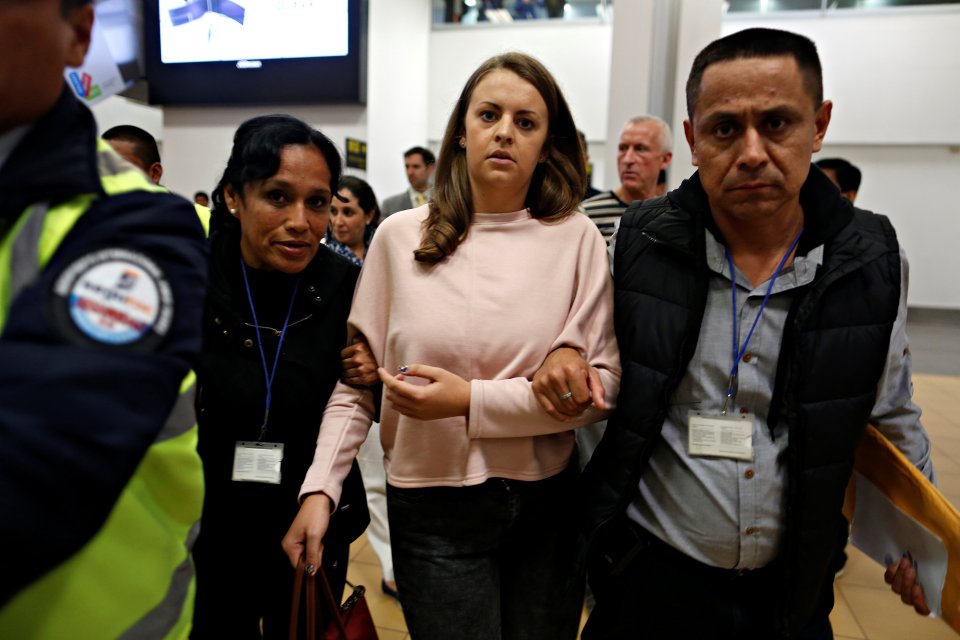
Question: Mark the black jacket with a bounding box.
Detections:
[195,228,369,546]
[583,168,902,637]
[0,87,207,604]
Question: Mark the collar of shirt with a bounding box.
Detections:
[0,125,31,177]
[704,227,824,288]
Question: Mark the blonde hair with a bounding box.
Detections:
[414,52,586,263]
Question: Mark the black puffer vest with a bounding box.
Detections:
[196,227,370,547]
[582,168,902,637]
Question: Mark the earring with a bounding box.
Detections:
[459,137,466,149]
[229,208,238,216]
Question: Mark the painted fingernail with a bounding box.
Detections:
[306,563,316,575]
[398,365,409,373]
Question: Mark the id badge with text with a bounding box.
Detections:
[687,411,753,461]
[232,441,284,484]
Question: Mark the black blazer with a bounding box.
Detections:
[195,228,369,547]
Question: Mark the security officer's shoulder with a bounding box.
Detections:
[38,189,207,354]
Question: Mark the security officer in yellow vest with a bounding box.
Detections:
[0,1,208,638]
[101,123,213,230]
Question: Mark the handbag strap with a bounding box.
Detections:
[306,570,318,640]
[290,558,309,640]
[289,557,350,640]
[318,566,350,639]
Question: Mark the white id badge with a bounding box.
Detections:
[687,411,753,461]
[232,441,284,484]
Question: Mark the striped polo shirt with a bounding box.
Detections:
[582,190,629,244]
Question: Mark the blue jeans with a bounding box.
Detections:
[387,463,584,640]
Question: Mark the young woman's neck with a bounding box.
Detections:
[471,183,528,213]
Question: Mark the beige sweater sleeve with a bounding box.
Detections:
[298,221,394,508]
[466,217,621,439]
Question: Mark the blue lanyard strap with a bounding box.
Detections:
[240,258,300,438]
[722,229,803,414]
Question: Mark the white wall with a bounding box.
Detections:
[818,143,960,309]
[723,9,960,145]
[604,1,656,187]
[428,21,613,186]
[722,8,960,309]
[128,0,431,205]
[668,0,725,188]
[162,104,367,200]
[87,5,960,309]
[365,0,431,199]
[93,10,611,197]
[91,96,163,142]
[91,99,367,203]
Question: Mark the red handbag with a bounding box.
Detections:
[289,558,379,640]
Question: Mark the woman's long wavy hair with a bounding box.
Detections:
[414,52,586,264]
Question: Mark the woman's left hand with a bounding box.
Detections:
[341,335,378,386]
[378,364,471,420]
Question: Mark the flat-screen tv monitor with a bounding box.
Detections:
[98,0,144,87]
[144,0,366,105]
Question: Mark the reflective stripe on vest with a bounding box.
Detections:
[0,142,204,639]
[194,203,212,236]
[4,202,47,324]
[119,521,201,640]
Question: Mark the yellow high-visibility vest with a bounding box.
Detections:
[0,140,205,639]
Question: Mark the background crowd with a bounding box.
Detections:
[0,3,944,640]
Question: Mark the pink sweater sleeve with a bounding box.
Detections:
[466,220,621,439]
[298,382,375,508]
[298,225,392,508]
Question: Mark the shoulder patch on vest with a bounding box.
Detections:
[50,248,173,347]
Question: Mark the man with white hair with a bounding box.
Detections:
[582,115,673,244]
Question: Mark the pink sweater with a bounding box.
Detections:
[300,205,621,507]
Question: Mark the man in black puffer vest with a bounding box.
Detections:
[534,28,936,639]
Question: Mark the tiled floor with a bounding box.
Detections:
[830,372,960,640]
[347,316,960,639]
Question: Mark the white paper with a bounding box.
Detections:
[850,472,947,616]
[64,19,125,106]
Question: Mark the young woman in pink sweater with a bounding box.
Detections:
[283,52,620,639]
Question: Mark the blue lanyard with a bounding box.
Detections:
[240,258,300,438]
[721,229,803,415]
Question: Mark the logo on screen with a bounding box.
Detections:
[67,71,102,102]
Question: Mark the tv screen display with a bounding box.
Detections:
[144,0,366,105]
[98,0,144,85]
[65,0,144,105]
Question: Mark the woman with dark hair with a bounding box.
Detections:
[284,53,620,639]
[191,114,369,639]
[324,175,380,266]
